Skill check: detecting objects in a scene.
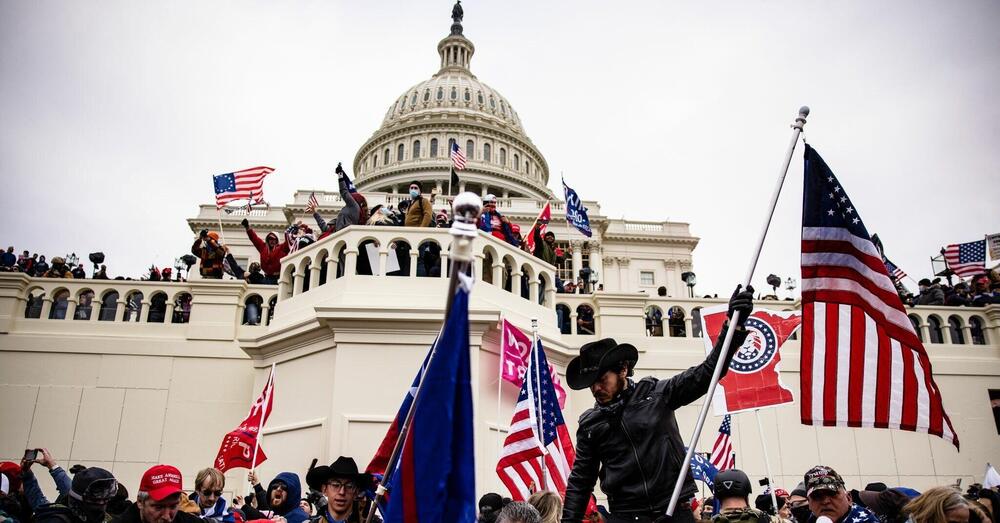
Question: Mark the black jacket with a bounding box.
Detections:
[561,325,747,521]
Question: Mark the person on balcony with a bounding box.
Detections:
[241,220,289,284]
[314,165,368,239]
[532,230,566,267]
[560,286,754,523]
[916,278,944,305]
[192,230,226,279]
[404,181,433,227]
[479,194,518,245]
[71,264,87,279]
[0,247,15,271]
[32,255,49,277]
[42,257,73,278]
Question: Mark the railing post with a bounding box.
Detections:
[345,249,359,276]
[40,297,54,320]
[529,278,540,303]
[570,312,578,335]
[293,272,305,296]
[326,256,339,282]
[942,320,954,344]
[90,298,103,322]
[961,324,973,345]
[409,249,419,277]
[260,302,270,326]
[684,316,693,338]
[114,300,127,322]
[439,252,450,279]
[474,253,484,281]
[492,263,503,286]
[511,269,521,295]
[65,298,77,321]
[378,250,388,276]
[919,319,931,343]
[165,303,176,323]
[139,300,151,323]
[544,278,556,308]
[309,264,322,288]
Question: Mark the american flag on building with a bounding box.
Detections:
[709,414,736,471]
[943,240,987,279]
[451,141,467,170]
[496,339,575,500]
[213,166,274,208]
[799,145,958,448]
[883,258,907,283]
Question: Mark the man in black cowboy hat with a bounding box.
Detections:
[305,457,377,523]
[561,286,755,523]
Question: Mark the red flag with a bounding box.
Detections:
[214,365,275,472]
[523,202,551,253]
[500,319,567,408]
[700,305,801,414]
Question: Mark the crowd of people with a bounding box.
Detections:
[3,449,994,523]
[901,273,1000,308]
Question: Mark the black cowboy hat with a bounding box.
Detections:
[305,457,373,491]
[566,338,638,390]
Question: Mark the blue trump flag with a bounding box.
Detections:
[383,284,476,523]
[689,451,719,491]
[562,177,592,237]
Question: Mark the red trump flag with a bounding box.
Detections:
[215,365,275,472]
[700,305,801,415]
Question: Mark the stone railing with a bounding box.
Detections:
[275,225,559,307]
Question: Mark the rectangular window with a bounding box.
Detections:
[640,271,655,286]
[991,389,1000,435]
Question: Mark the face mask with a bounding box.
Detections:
[790,504,812,523]
[409,189,420,198]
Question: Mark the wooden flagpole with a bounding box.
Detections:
[666,107,809,516]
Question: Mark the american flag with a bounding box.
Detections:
[213,166,274,208]
[800,145,958,448]
[497,339,575,501]
[883,258,907,283]
[943,240,986,279]
[306,192,319,213]
[451,141,467,170]
[709,415,736,470]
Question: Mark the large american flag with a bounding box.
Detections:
[943,240,986,279]
[451,141,467,170]
[800,145,958,448]
[497,339,575,500]
[213,166,274,208]
[709,414,736,471]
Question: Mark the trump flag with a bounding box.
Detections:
[499,319,567,409]
[700,305,801,415]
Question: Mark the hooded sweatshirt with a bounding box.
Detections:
[246,228,290,277]
[267,472,308,523]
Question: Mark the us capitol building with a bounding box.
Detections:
[2,4,998,501]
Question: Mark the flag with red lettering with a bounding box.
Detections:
[214,365,275,472]
[800,145,958,449]
[700,306,801,414]
[523,202,552,254]
[500,319,566,409]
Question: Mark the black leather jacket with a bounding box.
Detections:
[561,325,747,521]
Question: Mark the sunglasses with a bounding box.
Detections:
[200,490,223,497]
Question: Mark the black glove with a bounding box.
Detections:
[727,284,754,328]
[199,229,208,239]
[335,163,345,176]
[241,218,249,229]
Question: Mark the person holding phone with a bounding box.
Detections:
[19,448,72,511]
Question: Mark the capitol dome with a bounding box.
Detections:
[353,4,551,200]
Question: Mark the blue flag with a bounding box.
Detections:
[562,177,592,237]
[383,284,476,523]
[689,451,719,491]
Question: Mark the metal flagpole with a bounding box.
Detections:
[753,410,781,517]
[531,317,548,491]
[250,363,275,483]
[365,193,483,523]
[666,106,809,516]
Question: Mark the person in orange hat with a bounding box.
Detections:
[191,230,227,279]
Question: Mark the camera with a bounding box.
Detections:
[305,489,328,512]
[758,477,770,487]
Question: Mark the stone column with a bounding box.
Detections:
[40,297,53,320]
[571,240,583,283]
[570,312,578,335]
[617,257,630,293]
[65,298,78,321]
[409,250,419,277]
[344,249,359,276]
[440,253,450,278]
[529,278,540,303]
[919,321,931,343]
[378,250,388,276]
[590,243,603,288]
[961,324,973,345]
[309,264,322,289]
[942,322,954,344]
[474,253,485,281]
[90,298,103,322]
[140,300,152,323]
[664,259,678,297]
[114,300,127,322]
[492,263,504,287]
[544,277,556,308]
[260,302,270,326]
[325,257,338,282]
[293,272,305,296]
[684,316,693,338]
[165,303,176,324]
[277,279,289,301]
[511,269,521,296]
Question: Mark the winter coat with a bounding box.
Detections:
[266,472,309,523]
[192,238,226,279]
[33,260,50,276]
[21,466,72,511]
[715,507,779,523]
[43,266,74,278]
[479,211,518,245]
[0,252,15,268]
[188,493,235,523]
[404,196,433,227]
[247,229,289,277]
[561,326,748,521]
[916,285,944,305]
[532,228,563,266]
[316,174,366,239]
[806,504,878,523]
[111,499,203,523]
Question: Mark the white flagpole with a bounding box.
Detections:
[666,106,809,516]
[497,320,505,458]
[250,363,275,482]
[753,410,780,517]
[216,209,229,246]
[531,317,548,491]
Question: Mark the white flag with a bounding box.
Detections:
[985,463,1000,489]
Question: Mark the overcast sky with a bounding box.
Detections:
[2,0,997,296]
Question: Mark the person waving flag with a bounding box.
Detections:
[799,145,958,448]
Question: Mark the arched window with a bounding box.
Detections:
[477,91,484,105]
[448,138,456,157]
[556,304,571,334]
[668,306,686,337]
[243,295,264,326]
[124,291,143,322]
[99,291,119,321]
[49,290,70,320]
[430,138,439,158]
[645,306,664,337]
[908,314,923,342]
[927,316,944,344]
[450,87,457,100]
[489,96,496,109]
[172,293,192,324]
[970,316,987,345]
[947,315,965,344]
[464,89,471,102]
[148,293,167,323]
[525,160,531,175]
[499,148,507,166]
[373,153,378,168]
[383,148,390,166]
[24,292,43,318]
[423,89,430,102]
[436,87,444,101]
[483,143,491,163]
[466,140,474,160]
[410,92,417,106]
[75,290,95,320]
[576,304,595,335]
[413,140,421,159]
[397,144,405,162]
[514,154,520,171]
